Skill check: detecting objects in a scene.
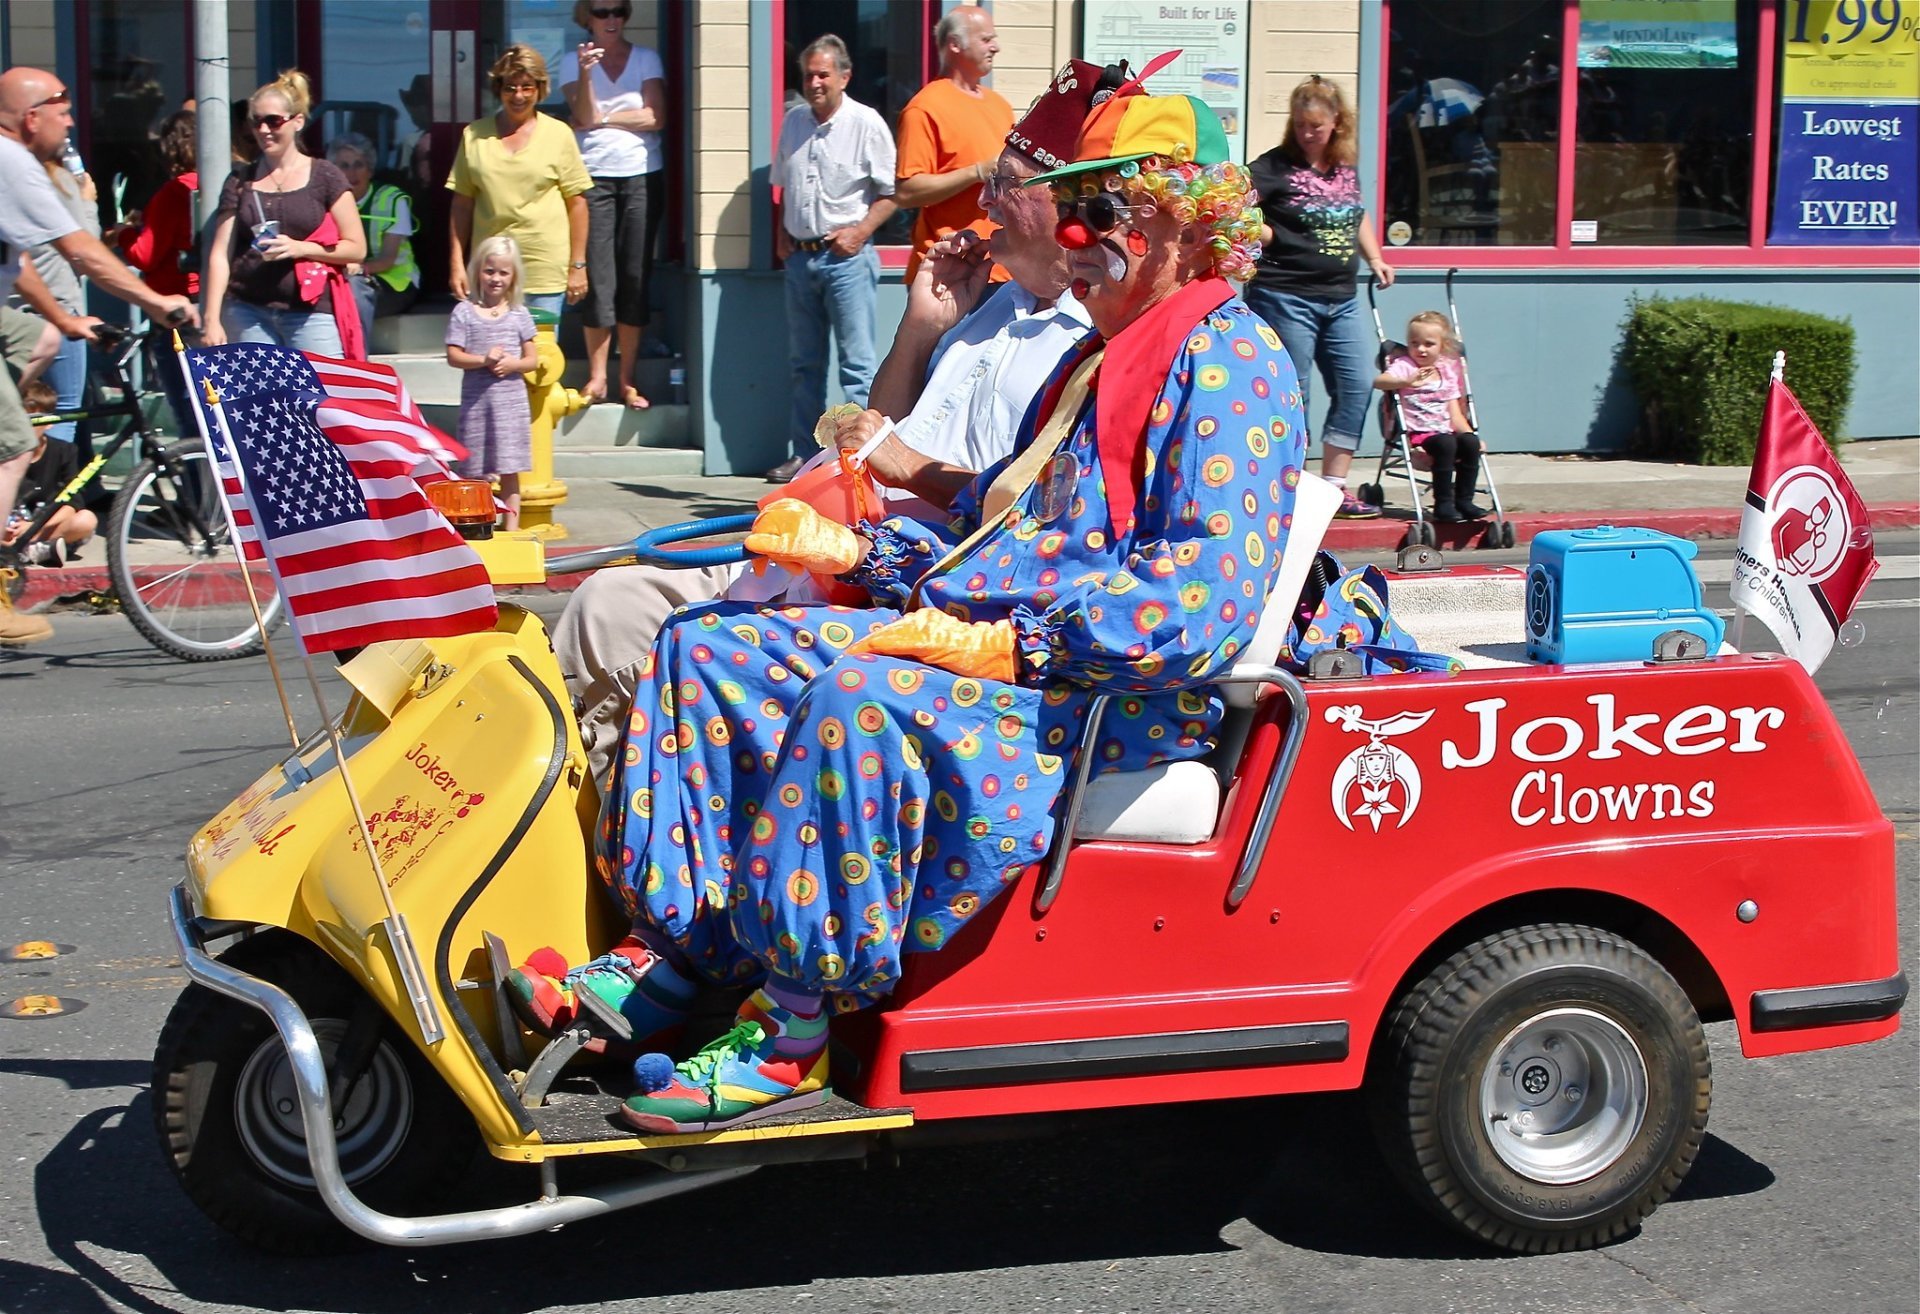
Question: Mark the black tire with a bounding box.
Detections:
[107,439,284,662]
[1358,482,1384,507]
[153,932,476,1254]
[1411,521,1436,548]
[1500,520,1518,549]
[1370,924,1710,1253]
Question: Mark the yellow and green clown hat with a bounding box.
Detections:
[1027,64,1230,189]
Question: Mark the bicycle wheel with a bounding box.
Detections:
[107,439,284,661]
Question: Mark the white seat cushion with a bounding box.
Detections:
[1073,759,1222,844]
[1070,475,1341,846]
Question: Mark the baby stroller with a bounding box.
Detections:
[1355,269,1515,549]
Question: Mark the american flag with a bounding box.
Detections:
[183,344,498,653]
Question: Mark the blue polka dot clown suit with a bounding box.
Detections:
[598,296,1308,1009]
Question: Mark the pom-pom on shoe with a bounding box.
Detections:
[621,990,829,1134]
[504,940,694,1056]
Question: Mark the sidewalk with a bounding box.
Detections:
[18,438,1918,609]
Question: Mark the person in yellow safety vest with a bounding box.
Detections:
[328,133,419,347]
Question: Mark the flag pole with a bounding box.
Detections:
[200,385,447,1047]
[174,335,301,750]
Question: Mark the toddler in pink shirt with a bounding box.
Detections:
[1375,310,1487,522]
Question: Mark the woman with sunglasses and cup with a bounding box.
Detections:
[1244,75,1394,520]
[447,46,592,322]
[202,71,367,355]
[558,0,667,409]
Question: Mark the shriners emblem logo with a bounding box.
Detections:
[1765,464,1857,582]
[1327,706,1433,833]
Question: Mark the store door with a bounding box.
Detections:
[309,0,585,298]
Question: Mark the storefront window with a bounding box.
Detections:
[315,2,433,189]
[85,0,190,225]
[1382,0,1562,246]
[781,0,928,247]
[1573,0,1758,245]
[1382,0,1916,262]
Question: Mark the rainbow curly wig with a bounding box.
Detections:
[1059,150,1263,281]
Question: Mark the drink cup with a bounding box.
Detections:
[252,219,282,253]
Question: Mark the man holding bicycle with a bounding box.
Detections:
[0,65,199,644]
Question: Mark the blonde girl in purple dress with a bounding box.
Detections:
[445,234,538,528]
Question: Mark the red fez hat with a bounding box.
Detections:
[1005,59,1129,172]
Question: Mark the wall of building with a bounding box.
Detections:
[1247,0,1360,159]
[1397,269,1919,456]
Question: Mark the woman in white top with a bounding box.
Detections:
[559,0,667,410]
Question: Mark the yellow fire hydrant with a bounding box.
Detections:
[518,311,587,538]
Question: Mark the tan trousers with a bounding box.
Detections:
[551,561,737,798]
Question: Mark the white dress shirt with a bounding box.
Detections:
[775,96,896,241]
[730,282,1094,603]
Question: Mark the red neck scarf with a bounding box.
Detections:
[1091,274,1235,535]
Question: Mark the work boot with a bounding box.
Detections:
[621,988,830,1134]
[0,570,52,645]
[504,938,694,1055]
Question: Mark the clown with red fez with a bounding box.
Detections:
[514,71,1308,1135]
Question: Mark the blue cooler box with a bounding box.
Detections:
[1524,525,1725,665]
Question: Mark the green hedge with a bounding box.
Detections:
[1622,296,1854,465]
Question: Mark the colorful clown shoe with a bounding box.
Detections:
[504,939,695,1056]
[620,990,829,1134]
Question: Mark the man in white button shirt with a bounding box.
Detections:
[553,61,1127,793]
[767,35,898,483]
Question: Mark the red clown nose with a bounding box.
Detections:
[1055,215,1099,249]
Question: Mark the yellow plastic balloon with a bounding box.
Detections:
[743,498,863,575]
[847,609,1016,683]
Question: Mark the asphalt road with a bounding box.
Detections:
[1,535,1915,1314]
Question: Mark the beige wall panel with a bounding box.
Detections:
[8,0,58,69]
[699,149,751,192]
[1246,5,1360,156]
[692,107,751,153]
[701,0,751,23]
[700,21,750,66]
[695,189,751,237]
[700,233,751,269]
[1260,0,1358,33]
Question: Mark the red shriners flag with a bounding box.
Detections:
[184,344,497,653]
[1731,374,1879,674]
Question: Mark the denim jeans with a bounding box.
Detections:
[42,334,86,447]
[785,245,879,459]
[524,291,567,320]
[223,300,344,356]
[1242,285,1372,452]
[349,273,418,351]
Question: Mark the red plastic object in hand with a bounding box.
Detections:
[756,454,880,605]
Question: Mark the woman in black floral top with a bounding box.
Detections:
[1246,76,1395,519]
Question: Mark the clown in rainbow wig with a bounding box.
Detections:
[506,62,1310,1134]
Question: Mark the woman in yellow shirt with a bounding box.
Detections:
[447,46,592,317]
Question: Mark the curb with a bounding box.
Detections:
[23,502,1920,610]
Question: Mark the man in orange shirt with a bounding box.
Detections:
[893,5,1011,283]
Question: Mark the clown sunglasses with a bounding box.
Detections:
[1055,192,1154,233]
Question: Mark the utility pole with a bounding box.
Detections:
[193,0,230,231]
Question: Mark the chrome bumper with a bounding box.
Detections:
[166,883,754,1247]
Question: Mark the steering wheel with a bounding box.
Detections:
[627,513,759,567]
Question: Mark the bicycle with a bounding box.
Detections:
[1,325,283,660]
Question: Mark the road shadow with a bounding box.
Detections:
[20,1082,1321,1311]
[20,1072,1780,1310]
[609,480,760,525]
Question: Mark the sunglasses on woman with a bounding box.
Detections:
[1056,193,1152,234]
[251,113,297,131]
[589,5,630,17]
